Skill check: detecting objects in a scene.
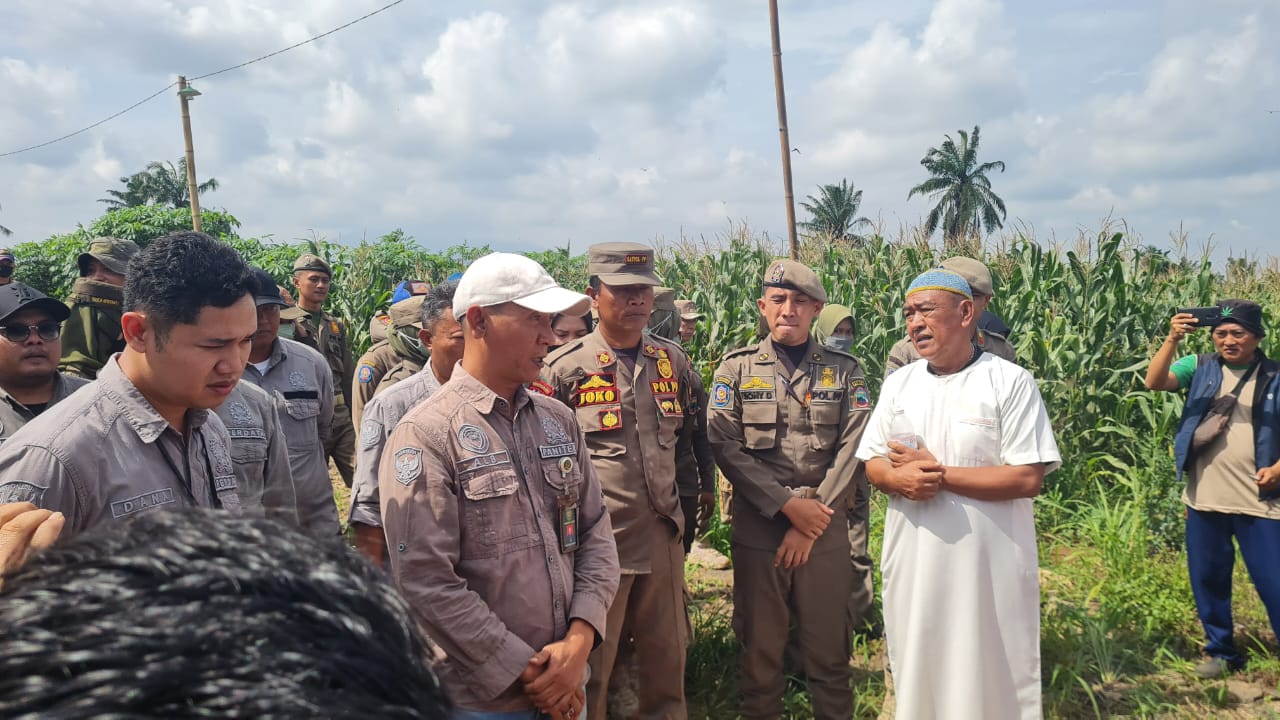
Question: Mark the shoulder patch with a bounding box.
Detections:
[0,481,47,505]
[851,378,871,409]
[394,447,423,485]
[360,419,383,448]
[710,382,732,409]
[357,364,375,383]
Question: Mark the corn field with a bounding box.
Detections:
[14,212,1280,716]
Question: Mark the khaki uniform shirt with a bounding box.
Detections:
[381,364,619,711]
[350,366,442,528]
[0,372,89,444]
[675,368,716,497]
[376,357,426,397]
[240,338,339,537]
[351,340,400,430]
[884,330,1016,379]
[213,381,300,528]
[707,336,872,552]
[59,278,126,380]
[287,308,355,407]
[539,330,693,572]
[0,356,242,533]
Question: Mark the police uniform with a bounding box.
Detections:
[350,366,442,533]
[241,337,340,537]
[59,237,140,380]
[351,297,428,430]
[214,381,300,528]
[707,259,872,720]
[675,365,716,554]
[286,253,357,488]
[538,242,692,720]
[0,357,242,533]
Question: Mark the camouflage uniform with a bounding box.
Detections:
[58,237,140,380]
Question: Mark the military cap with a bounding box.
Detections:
[675,299,704,321]
[587,242,661,287]
[389,295,426,329]
[939,256,994,297]
[0,249,15,262]
[247,269,288,308]
[293,253,332,276]
[762,258,827,303]
[0,282,70,323]
[77,237,140,277]
[653,287,676,311]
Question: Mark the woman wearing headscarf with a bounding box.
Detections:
[813,303,855,352]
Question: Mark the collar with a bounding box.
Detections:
[0,373,82,412]
[758,335,824,368]
[447,363,532,416]
[99,355,207,444]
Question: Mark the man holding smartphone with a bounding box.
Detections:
[1145,299,1280,678]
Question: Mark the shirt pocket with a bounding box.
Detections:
[742,401,778,450]
[807,401,842,451]
[460,469,532,558]
[228,436,268,465]
[576,406,627,457]
[279,396,321,450]
[953,416,1000,467]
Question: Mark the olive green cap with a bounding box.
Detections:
[587,242,661,287]
[939,256,993,297]
[762,258,827,303]
[389,295,426,329]
[0,249,14,262]
[675,299,704,320]
[652,286,676,311]
[293,253,332,276]
[77,237,140,276]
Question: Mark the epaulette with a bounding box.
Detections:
[720,343,762,362]
[545,338,586,365]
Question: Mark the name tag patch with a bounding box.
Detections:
[110,488,177,518]
[650,379,679,395]
[456,450,512,474]
[227,427,267,440]
[809,388,844,403]
[741,390,775,403]
[577,373,619,407]
[214,475,238,492]
[539,443,578,459]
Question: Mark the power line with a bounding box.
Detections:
[0,0,405,159]
[190,0,404,81]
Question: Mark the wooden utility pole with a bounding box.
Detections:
[177,76,203,232]
[768,0,799,260]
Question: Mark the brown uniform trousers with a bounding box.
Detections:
[708,337,871,720]
[540,329,692,720]
[287,309,356,487]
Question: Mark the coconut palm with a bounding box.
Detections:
[799,179,872,244]
[907,125,1007,245]
[99,158,219,210]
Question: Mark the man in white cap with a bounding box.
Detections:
[381,253,619,720]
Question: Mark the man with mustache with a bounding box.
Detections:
[0,283,88,444]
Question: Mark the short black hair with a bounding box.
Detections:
[420,280,458,331]
[0,510,451,719]
[124,232,254,340]
[588,275,601,292]
[553,311,594,335]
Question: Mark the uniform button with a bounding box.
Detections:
[397,543,407,552]
[547,554,555,564]
[554,600,562,610]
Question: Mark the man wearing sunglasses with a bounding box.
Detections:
[0,283,89,444]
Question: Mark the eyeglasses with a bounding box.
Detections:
[2,322,61,343]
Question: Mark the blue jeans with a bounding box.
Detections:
[1185,508,1280,666]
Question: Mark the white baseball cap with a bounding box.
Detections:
[453,252,591,320]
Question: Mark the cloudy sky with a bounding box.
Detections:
[1,0,1276,259]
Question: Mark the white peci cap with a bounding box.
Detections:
[453,252,591,320]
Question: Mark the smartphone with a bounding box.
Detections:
[1177,307,1221,326]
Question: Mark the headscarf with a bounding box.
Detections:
[813,304,854,347]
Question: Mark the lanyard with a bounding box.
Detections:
[155,430,222,508]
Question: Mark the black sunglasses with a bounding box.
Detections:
[2,321,61,343]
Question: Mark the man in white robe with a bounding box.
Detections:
[856,268,1060,720]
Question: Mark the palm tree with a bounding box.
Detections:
[799,179,872,244]
[907,125,1007,245]
[99,158,219,210]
